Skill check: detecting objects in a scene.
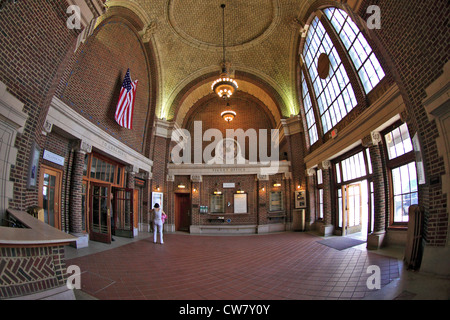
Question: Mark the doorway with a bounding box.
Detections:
[89,182,111,243]
[113,187,134,238]
[339,181,369,240]
[175,193,191,231]
[38,165,62,230]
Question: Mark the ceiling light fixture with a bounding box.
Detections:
[211,4,238,100]
[220,102,236,123]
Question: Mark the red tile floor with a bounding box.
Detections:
[66,232,400,300]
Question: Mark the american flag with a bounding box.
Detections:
[115,69,138,129]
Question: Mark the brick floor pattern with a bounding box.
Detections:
[67,232,400,300]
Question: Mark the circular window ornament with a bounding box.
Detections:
[317,53,330,79]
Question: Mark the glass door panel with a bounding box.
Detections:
[344,183,362,234]
[39,166,62,230]
[89,183,111,243]
[113,188,134,238]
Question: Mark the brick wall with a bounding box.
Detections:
[56,16,152,154]
[0,0,79,211]
[0,245,69,299]
[357,0,449,246]
[42,131,74,233]
[184,92,274,162]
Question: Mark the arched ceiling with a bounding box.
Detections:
[104,0,331,125]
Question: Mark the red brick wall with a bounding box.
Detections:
[56,16,152,154]
[0,0,79,211]
[297,0,448,246]
[0,245,69,299]
[42,131,75,233]
[357,0,449,245]
[183,92,275,162]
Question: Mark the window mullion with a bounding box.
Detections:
[319,12,365,107]
[300,63,324,143]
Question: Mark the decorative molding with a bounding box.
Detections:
[306,168,316,176]
[0,81,27,134]
[423,61,450,121]
[321,160,331,170]
[305,84,405,169]
[284,172,292,179]
[47,96,153,174]
[140,21,157,43]
[371,131,382,145]
[105,0,151,26]
[79,140,92,153]
[43,120,53,134]
[168,161,290,177]
[190,174,202,182]
[279,114,303,141]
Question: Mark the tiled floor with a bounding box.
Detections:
[65,231,409,300]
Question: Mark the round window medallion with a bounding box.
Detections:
[317,53,330,79]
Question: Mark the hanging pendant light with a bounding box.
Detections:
[221,102,236,123]
[211,4,238,99]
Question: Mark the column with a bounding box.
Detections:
[257,174,269,233]
[365,132,387,249]
[319,160,334,236]
[70,140,91,248]
[190,175,202,233]
[306,168,317,231]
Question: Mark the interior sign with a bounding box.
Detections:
[43,150,65,166]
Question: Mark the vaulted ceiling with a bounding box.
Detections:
[105,0,322,126]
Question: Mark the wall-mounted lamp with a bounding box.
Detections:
[213,183,222,195]
[273,182,281,187]
[178,184,186,189]
[155,185,161,191]
[236,182,244,194]
[193,188,197,192]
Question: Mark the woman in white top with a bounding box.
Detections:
[152,203,166,244]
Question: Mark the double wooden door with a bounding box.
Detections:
[89,184,135,243]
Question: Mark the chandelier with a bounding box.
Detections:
[211,4,238,100]
[220,102,236,123]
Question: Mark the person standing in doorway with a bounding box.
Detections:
[152,203,166,244]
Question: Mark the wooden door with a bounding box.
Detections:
[175,193,191,231]
[343,183,362,235]
[89,183,111,243]
[38,165,62,230]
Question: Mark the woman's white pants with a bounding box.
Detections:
[153,222,164,244]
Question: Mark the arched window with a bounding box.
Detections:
[301,71,319,145]
[300,7,385,145]
[324,8,385,94]
[302,16,357,136]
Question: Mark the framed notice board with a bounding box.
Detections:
[295,191,306,208]
[234,193,247,213]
